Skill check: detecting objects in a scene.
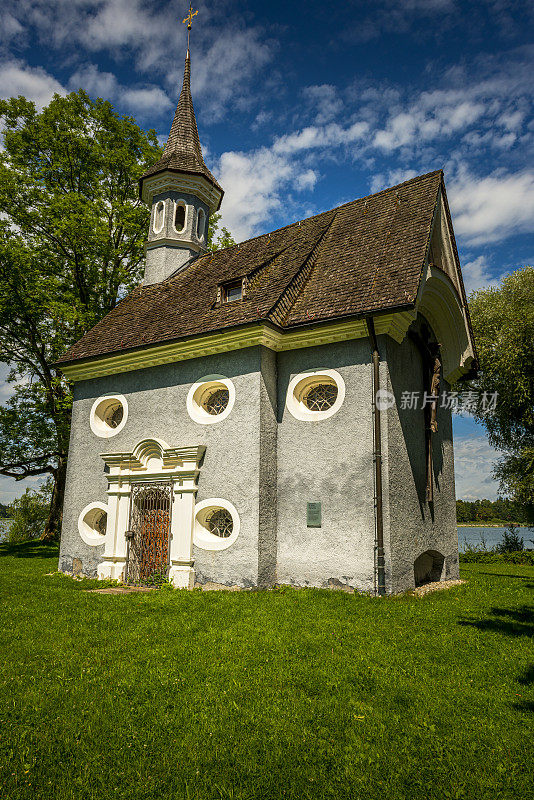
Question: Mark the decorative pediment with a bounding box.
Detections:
[100,438,205,484]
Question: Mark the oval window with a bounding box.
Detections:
[194,499,240,551]
[175,203,186,233]
[78,502,108,546]
[153,201,165,234]
[90,395,128,438]
[196,208,205,240]
[186,376,235,425]
[286,370,345,421]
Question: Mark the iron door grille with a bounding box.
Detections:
[126,482,172,585]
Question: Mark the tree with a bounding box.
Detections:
[467,267,534,520]
[7,479,53,543]
[0,92,236,542]
[208,212,236,251]
[0,91,162,540]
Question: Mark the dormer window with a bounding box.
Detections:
[174,202,186,233]
[221,280,243,303]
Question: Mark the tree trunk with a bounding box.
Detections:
[41,455,67,542]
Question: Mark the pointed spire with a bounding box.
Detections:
[139,52,223,198]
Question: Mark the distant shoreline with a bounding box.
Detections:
[457,522,529,528]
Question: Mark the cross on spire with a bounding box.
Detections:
[182,2,198,53]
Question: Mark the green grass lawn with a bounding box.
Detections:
[1,542,532,800]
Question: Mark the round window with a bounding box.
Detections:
[90,395,128,438]
[78,502,108,546]
[187,377,235,425]
[286,370,345,421]
[105,401,124,428]
[194,499,240,551]
[303,382,338,411]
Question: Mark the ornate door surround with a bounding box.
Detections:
[98,438,205,588]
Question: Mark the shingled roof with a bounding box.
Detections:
[139,52,223,196]
[59,170,455,366]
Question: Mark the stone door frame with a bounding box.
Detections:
[98,438,205,588]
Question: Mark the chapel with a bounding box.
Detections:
[57,45,476,594]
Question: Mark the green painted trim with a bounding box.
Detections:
[60,312,414,382]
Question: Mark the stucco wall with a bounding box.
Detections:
[60,330,459,593]
[384,331,459,594]
[275,340,376,591]
[59,347,263,586]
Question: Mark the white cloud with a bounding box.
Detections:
[69,64,118,100]
[68,64,172,117]
[449,168,534,245]
[370,169,418,193]
[295,170,319,192]
[0,11,24,42]
[0,60,66,108]
[190,29,272,122]
[120,87,172,116]
[3,0,274,123]
[303,84,343,124]
[373,95,487,152]
[216,148,294,240]
[461,255,501,294]
[68,64,118,98]
[453,434,501,500]
[215,115,371,239]
[273,120,369,157]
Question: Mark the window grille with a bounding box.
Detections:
[106,403,124,429]
[203,388,229,415]
[304,383,338,411]
[207,508,233,538]
[94,511,107,537]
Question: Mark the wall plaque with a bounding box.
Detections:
[307,502,322,528]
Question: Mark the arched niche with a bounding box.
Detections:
[414,550,445,586]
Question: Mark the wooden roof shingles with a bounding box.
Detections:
[58,170,444,366]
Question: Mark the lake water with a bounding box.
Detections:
[457,526,533,552]
[0,519,531,550]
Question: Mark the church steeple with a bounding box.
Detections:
[140,29,224,286]
[140,52,223,199]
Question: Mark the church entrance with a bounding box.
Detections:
[125,482,172,585]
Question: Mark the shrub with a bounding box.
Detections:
[496,523,524,553]
[8,480,53,543]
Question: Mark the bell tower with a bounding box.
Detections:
[139,28,223,285]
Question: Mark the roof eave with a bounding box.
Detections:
[55,303,418,372]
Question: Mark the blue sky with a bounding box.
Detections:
[0,0,532,503]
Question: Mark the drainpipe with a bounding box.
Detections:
[366,317,386,597]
